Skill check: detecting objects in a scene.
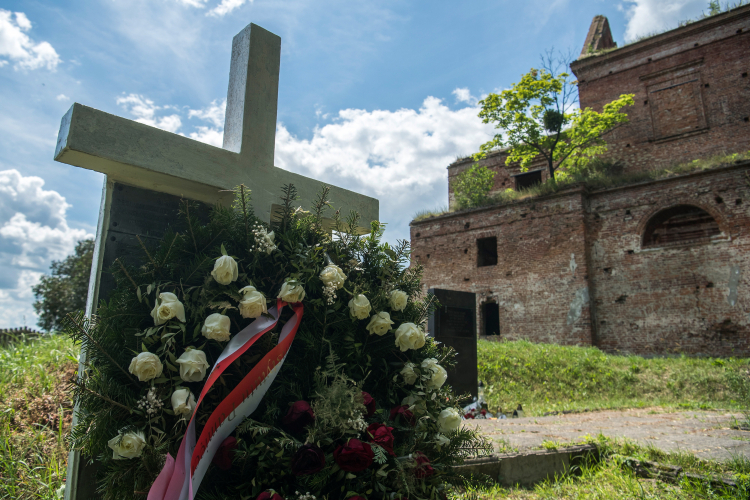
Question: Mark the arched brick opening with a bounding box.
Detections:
[640,204,722,249]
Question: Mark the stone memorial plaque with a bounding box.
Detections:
[428,288,478,400]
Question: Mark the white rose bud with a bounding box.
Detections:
[320,264,346,290]
[238,286,267,318]
[211,255,239,285]
[400,362,419,385]
[128,352,163,382]
[108,431,146,460]
[348,294,372,320]
[150,292,186,326]
[389,290,408,312]
[278,280,306,303]
[421,358,448,390]
[366,311,394,336]
[202,313,231,342]
[171,388,196,417]
[437,408,461,434]
[393,322,426,352]
[176,349,209,382]
[435,433,451,449]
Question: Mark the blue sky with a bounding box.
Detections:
[0,0,712,327]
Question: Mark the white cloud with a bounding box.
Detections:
[452,87,475,104]
[116,93,183,133]
[56,93,69,101]
[189,126,223,147]
[176,0,209,7]
[0,170,92,327]
[188,98,226,128]
[208,0,252,17]
[621,0,705,42]
[0,10,61,70]
[275,96,495,239]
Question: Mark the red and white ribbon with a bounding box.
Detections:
[148,300,304,500]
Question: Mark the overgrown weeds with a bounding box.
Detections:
[478,339,750,416]
[0,334,77,499]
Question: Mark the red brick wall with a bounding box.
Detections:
[412,187,593,346]
[413,162,750,356]
[571,6,750,173]
[586,164,750,355]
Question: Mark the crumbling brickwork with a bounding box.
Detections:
[571,5,750,173]
[414,163,750,356]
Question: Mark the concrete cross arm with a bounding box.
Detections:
[54,103,378,225]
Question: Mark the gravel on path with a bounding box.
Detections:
[470,407,750,461]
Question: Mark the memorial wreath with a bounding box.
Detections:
[64,184,491,500]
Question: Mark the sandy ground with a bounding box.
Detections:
[470,408,750,461]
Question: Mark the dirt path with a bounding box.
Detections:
[471,408,750,461]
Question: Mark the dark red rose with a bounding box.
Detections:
[282,400,314,434]
[256,491,283,500]
[389,405,415,426]
[480,409,487,416]
[464,412,475,419]
[291,444,326,476]
[333,438,374,472]
[212,436,237,471]
[362,391,376,417]
[365,422,395,456]
[348,497,367,500]
[414,452,434,479]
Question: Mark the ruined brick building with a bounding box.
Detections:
[411,5,750,356]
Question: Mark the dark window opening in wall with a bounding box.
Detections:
[482,302,500,336]
[642,205,721,248]
[477,237,498,267]
[513,170,543,191]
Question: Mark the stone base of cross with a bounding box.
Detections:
[56,23,378,500]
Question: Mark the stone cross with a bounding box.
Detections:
[56,23,378,500]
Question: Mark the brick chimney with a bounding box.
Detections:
[580,15,617,57]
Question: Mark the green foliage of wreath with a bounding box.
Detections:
[65,184,492,500]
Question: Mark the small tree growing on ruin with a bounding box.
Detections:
[453,164,496,209]
[474,52,634,182]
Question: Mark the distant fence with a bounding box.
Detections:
[0,327,44,346]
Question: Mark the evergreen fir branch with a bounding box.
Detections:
[161,232,180,266]
[63,311,138,385]
[136,235,156,267]
[312,184,331,233]
[277,183,299,232]
[180,198,199,252]
[74,378,134,413]
[115,258,138,289]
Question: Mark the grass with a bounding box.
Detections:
[0,334,78,499]
[414,150,750,222]
[477,339,750,416]
[450,435,750,499]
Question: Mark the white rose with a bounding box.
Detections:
[238,286,267,318]
[435,433,450,449]
[211,255,239,285]
[394,323,426,352]
[171,388,196,417]
[389,290,408,312]
[108,431,146,460]
[202,313,231,342]
[128,352,163,382]
[176,349,209,382]
[150,292,186,325]
[421,358,448,390]
[278,280,306,303]
[366,311,394,336]
[348,294,372,320]
[262,231,277,254]
[400,362,419,385]
[320,264,346,289]
[402,394,427,415]
[437,408,461,434]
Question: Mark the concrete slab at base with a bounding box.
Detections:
[454,445,598,486]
